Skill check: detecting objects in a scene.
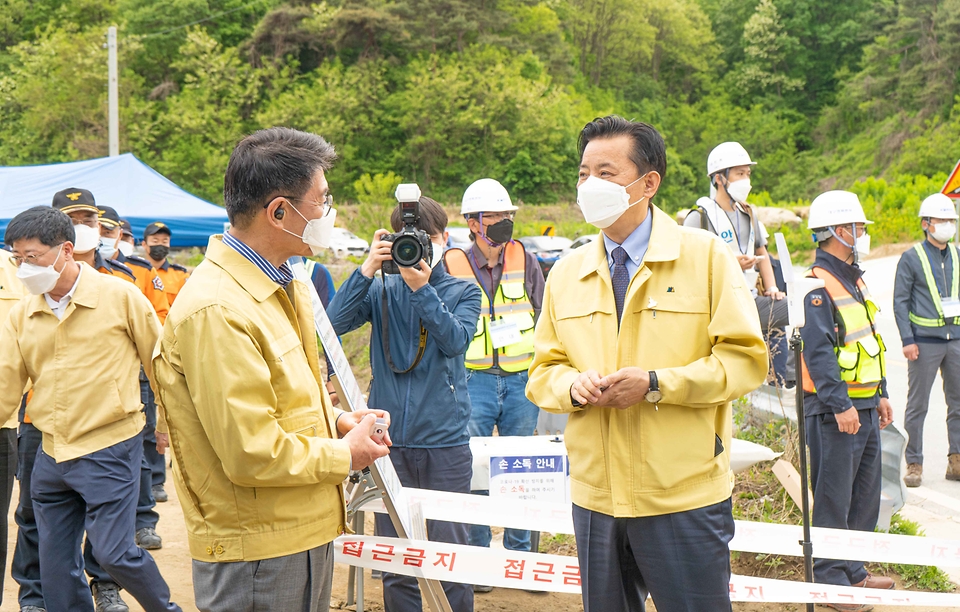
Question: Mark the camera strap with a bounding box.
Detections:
[381,278,428,374]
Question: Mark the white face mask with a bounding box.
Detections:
[117,241,135,257]
[283,205,337,257]
[17,244,64,295]
[931,221,957,243]
[576,174,648,229]
[725,178,752,204]
[430,241,445,269]
[831,225,870,263]
[98,236,119,259]
[72,223,100,254]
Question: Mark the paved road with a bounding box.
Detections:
[859,254,960,507]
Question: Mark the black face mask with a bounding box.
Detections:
[484,219,514,244]
[149,245,170,261]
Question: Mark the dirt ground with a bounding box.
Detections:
[1,480,956,612]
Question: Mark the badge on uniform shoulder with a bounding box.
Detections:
[153,276,165,291]
[810,294,823,307]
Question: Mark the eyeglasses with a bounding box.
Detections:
[11,244,61,267]
[267,194,335,217]
[481,211,515,222]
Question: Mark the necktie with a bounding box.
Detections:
[612,246,629,324]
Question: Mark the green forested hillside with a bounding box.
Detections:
[1,0,958,218]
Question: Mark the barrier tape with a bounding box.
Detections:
[357,488,960,567]
[334,535,960,606]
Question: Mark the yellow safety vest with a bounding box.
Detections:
[909,243,960,327]
[801,266,886,399]
[444,243,535,372]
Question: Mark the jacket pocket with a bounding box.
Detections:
[445,374,467,429]
[635,294,712,368]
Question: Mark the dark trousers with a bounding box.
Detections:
[806,408,882,586]
[13,421,115,607]
[142,380,166,488]
[138,379,160,530]
[0,427,17,607]
[13,421,45,608]
[572,498,735,612]
[32,434,180,612]
[904,340,960,464]
[375,445,474,612]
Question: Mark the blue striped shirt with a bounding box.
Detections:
[222,232,294,287]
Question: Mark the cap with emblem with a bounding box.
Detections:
[120,219,134,238]
[52,188,98,215]
[97,206,122,229]
[144,222,171,239]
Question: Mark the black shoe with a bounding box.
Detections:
[135,526,163,550]
[92,581,129,612]
[151,484,168,503]
[20,607,47,612]
[474,585,493,593]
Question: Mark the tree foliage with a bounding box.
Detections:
[0,0,957,214]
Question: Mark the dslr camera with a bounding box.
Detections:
[381,183,433,275]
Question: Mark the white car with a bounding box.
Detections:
[330,228,370,259]
[561,233,600,257]
[446,226,473,251]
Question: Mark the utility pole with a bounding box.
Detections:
[108,26,119,157]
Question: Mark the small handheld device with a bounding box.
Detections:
[371,417,389,445]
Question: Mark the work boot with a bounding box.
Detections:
[20,607,47,612]
[948,454,960,481]
[135,526,163,550]
[473,585,493,593]
[904,463,922,487]
[152,484,168,503]
[818,605,873,612]
[92,581,129,612]
[851,572,895,589]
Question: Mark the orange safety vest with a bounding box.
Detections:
[444,242,535,372]
[801,266,886,399]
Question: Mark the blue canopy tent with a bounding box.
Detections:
[0,154,228,247]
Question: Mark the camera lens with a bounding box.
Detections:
[392,235,423,267]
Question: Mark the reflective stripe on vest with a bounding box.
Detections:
[908,243,960,328]
[801,266,886,399]
[443,243,535,372]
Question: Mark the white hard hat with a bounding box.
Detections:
[919,192,959,220]
[461,179,517,215]
[808,190,872,230]
[707,142,756,177]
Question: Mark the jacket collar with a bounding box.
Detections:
[814,249,863,287]
[205,235,284,303]
[578,205,680,280]
[26,261,100,316]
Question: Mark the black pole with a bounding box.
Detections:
[790,327,815,612]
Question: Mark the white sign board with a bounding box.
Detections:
[489,455,568,504]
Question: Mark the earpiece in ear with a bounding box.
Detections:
[274,207,285,219]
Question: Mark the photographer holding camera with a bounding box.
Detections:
[327,189,482,612]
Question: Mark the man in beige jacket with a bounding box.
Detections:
[153,127,390,612]
[527,116,768,612]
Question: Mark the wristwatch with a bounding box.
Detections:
[644,371,662,404]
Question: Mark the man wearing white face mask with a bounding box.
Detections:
[153,127,390,612]
[894,192,960,487]
[684,143,788,368]
[0,206,181,612]
[527,116,768,612]
[328,195,481,612]
[801,190,895,606]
